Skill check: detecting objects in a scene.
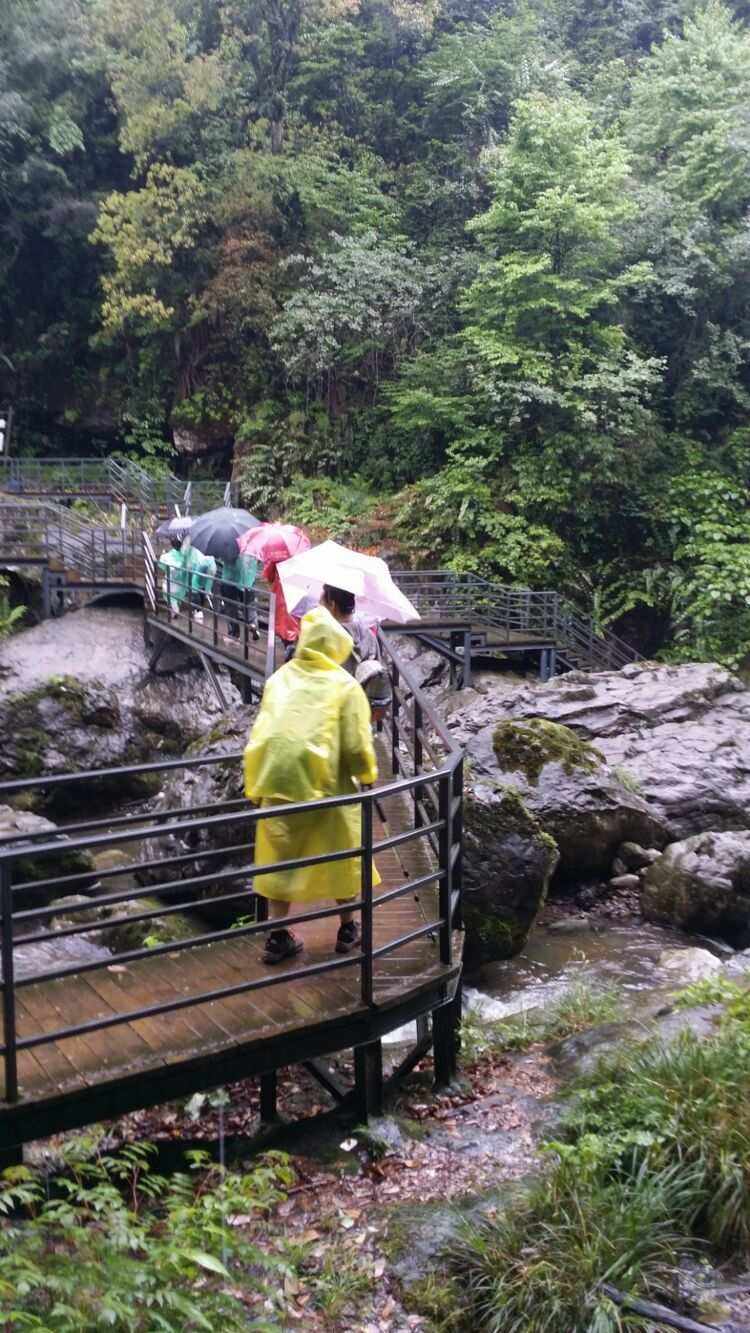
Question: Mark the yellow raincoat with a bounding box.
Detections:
[244,607,380,902]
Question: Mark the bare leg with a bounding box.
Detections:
[268,899,291,921]
[336,899,354,925]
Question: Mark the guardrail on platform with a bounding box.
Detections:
[0,458,238,515]
[392,570,636,673]
[0,636,463,1105]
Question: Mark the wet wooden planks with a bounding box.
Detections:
[1,790,453,1108]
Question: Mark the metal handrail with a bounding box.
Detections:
[0,634,463,1103]
[392,570,637,673]
[0,458,238,515]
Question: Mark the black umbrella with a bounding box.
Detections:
[155,515,193,541]
[188,506,261,564]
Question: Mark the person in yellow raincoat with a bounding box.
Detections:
[244,605,380,964]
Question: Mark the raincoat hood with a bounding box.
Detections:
[296,606,353,668]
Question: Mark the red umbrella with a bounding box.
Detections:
[237,522,310,564]
[238,524,310,644]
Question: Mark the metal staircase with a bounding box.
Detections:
[0,458,238,515]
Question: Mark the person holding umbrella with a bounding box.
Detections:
[219,549,260,641]
[244,605,379,963]
[238,523,310,658]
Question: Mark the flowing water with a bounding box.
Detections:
[384,916,723,1045]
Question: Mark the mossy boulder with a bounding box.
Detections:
[0,669,238,817]
[463,785,559,965]
[458,717,668,883]
[642,831,750,947]
[492,719,604,785]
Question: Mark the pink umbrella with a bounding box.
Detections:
[237,523,311,644]
[237,522,310,564]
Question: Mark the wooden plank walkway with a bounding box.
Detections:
[2,775,455,1112]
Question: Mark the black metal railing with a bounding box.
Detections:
[0,636,463,1103]
[0,458,238,515]
[144,536,278,681]
[0,502,144,588]
[391,570,636,673]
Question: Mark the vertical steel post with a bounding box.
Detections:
[390,659,400,776]
[413,697,423,829]
[360,796,374,1006]
[437,773,452,966]
[259,1070,278,1124]
[1,863,18,1104]
[451,757,463,930]
[462,630,472,689]
[354,1041,383,1121]
[265,592,277,679]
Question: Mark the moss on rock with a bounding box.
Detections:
[493,719,604,786]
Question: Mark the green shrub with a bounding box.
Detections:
[0,1138,295,1331]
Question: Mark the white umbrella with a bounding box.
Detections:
[277,539,420,624]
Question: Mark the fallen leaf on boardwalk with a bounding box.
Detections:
[107,965,129,974]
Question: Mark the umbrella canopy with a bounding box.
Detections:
[238,522,310,565]
[189,506,260,564]
[155,515,193,541]
[277,539,420,625]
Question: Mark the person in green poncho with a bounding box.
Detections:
[158,536,190,614]
[184,543,216,622]
[220,551,260,641]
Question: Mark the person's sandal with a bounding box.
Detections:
[335,921,361,955]
[262,928,304,965]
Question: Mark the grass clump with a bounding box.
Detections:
[449,1001,750,1330]
[452,1147,694,1332]
[460,980,621,1062]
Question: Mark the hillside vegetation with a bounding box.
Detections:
[4,0,750,659]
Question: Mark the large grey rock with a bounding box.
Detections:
[463,785,559,964]
[0,804,96,908]
[461,661,750,841]
[137,707,255,923]
[642,830,750,947]
[0,665,241,815]
[453,712,667,883]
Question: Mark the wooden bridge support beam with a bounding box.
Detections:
[353,1040,384,1121]
[432,985,462,1090]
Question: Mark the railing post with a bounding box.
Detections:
[360,796,374,1006]
[1,863,18,1104]
[452,757,463,930]
[265,592,277,678]
[390,657,400,776]
[438,773,452,966]
[413,696,423,829]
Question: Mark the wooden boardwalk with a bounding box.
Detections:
[0,771,459,1135]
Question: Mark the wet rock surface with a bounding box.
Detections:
[137,705,256,922]
[0,608,241,812]
[0,803,96,908]
[463,786,558,964]
[477,660,750,841]
[642,830,750,947]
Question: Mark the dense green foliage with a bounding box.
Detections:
[0,1139,295,1329]
[4,0,750,658]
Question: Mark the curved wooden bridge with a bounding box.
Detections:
[0,461,637,1163]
